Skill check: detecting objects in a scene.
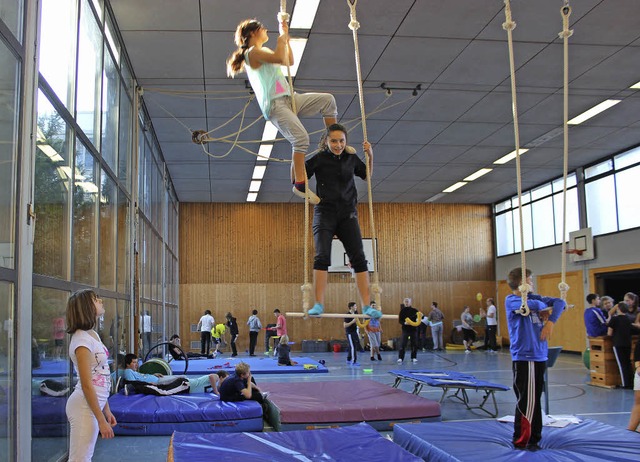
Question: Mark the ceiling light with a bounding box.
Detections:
[463,168,493,182]
[493,148,529,165]
[281,38,307,77]
[246,192,258,202]
[567,99,621,125]
[257,144,273,161]
[252,165,266,179]
[249,180,261,192]
[425,193,447,203]
[290,0,320,29]
[442,182,467,193]
[630,81,640,90]
[261,121,278,142]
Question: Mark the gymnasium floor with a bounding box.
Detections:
[87,348,635,461]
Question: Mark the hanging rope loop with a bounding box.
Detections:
[502,0,516,32]
[559,4,573,39]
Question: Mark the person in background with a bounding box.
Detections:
[196,310,215,355]
[274,309,287,337]
[226,312,239,357]
[398,298,420,364]
[628,336,640,432]
[344,302,360,367]
[140,310,152,356]
[359,301,383,361]
[460,306,476,353]
[624,292,639,323]
[247,310,262,357]
[428,302,445,352]
[211,324,226,358]
[601,296,615,316]
[505,267,566,450]
[65,290,116,461]
[52,315,66,360]
[584,293,607,337]
[484,298,498,352]
[607,302,637,389]
[276,335,298,366]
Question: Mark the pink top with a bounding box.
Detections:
[276,314,287,337]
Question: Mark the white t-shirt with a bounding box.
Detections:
[486,305,497,326]
[199,314,215,332]
[69,330,111,402]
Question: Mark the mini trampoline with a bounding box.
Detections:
[262,379,441,431]
[390,369,510,418]
[393,419,640,461]
[109,391,263,435]
[169,356,328,375]
[168,422,422,462]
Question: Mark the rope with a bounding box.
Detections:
[558,2,573,301]
[503,0,530,313]
[347,0,382,308]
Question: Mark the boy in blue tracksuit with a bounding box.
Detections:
[505,267,566,450]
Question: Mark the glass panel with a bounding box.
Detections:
[0,0,23,41]
[511,192,530,208]
[118,83,131,190]
[616,166,640,230]
[0,282,14,459]
[495,211,513,257]
[99,171,116,290]
[614,146,640,170]
[531,183,551,201]
[553,188,579,244]
[584,159,613,179]
[34,91,71,278]
[512,204,533,252]
[98,297,116,359]
[552,173,576,192]
[72,140,98,285]
[121,60,133,94]
[0,43,19,270]
[585,176,617,236]
[116,298,131,357]
[104,11,120,64]
[77,0,103,149]
[90,0,103,21]
[531,196,555,248]
[31,286,69,461]
[101,46,119,171]
[39,0,77,111]
[116,190,130,294]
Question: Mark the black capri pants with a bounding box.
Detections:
[313,203,368,273]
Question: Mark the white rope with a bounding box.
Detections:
[503,0,530,314]
[346,0,382,308]
[558,2,573,301]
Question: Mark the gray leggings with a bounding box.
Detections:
[269,92,337,154]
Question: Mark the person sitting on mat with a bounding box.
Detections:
[305,124,381,320]
[122,354,219,394]
[219,362,267,411]
[276,335,297,366]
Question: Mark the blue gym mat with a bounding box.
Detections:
[169,356,328,375]
[31,360,70,377]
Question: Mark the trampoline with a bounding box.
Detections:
[393,419,640,461]
[109,391,263,435]
[169,356,328,375]
[390,369,510,418]
[262,379,441,431]
[168,422,422,462]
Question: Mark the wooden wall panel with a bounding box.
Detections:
[180,203,495,352]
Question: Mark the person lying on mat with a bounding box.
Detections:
[168,334,214,360]
[219,362,268,410]
[276,335,298,366]
[122,354,219,394]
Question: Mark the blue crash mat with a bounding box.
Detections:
[170,422,422,462]
[169,356,327,375]
[31,359,70,377]
[393,419,640,462]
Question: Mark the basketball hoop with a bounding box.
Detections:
[565,249,583,256]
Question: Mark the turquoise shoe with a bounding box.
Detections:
[308,303,324,316]
[363,305,382,319]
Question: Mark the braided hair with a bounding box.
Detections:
[227,19,263,77]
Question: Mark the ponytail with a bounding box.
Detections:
[227,50,246,77]
[227,19,263,78]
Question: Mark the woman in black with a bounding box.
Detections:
[226,312,239,357]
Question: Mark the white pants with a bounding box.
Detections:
[269,92,337,154]
[66,389,107,461]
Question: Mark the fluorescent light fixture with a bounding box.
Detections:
[281,38,307,77]
[252,165,267,179]
[493,148,529,165]
[568,99,621,125]
[425,193,447,203]
[442,182,467,193]
[257,144,273,161]
[249,180,261,192]
[463,168,493,182]
[246,192,258,202]
[290,0,320,29]
[261,121,278,142]
[630,81,640,90]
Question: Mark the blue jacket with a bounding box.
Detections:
[584,307,607,337]
[505,293,565,362]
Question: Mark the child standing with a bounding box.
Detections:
[505,267,566,450]
[607,302,637,389]
[227,18,348,204]
[65,289,116,461]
